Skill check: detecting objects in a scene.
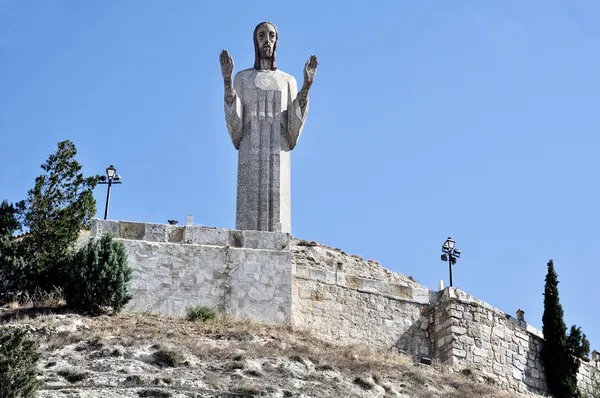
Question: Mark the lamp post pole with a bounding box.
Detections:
[441,237,460,288]
[104,178,112,220]
[98,165,122,220]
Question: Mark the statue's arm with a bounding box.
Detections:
[287,55,317,150]
[225,73,243,149]
[287,76,308,150]
[297,55,318,110]
[220,50,243,149]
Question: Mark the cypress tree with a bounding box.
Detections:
[542,260,589,398]
[542,259,568,397]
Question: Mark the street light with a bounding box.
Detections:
[97,165,122,220]
[441,237,461,287]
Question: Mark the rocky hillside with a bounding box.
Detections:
[0,306,544,398]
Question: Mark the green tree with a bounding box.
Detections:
[16,140,98,292]
[0,200,27,303]
[0,200,20,237]
[65,233,132,314]
[0,328,40,398]
[542,260,589,398]
[0,237,29,303]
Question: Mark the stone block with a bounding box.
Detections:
[144,223,167,242]
[120,221,146,240]
[512,369,522,381]
[345,275,363,289]
[393,284,413,299]
[362,279,380,293]
[295,265,310,279]
[412,287,431,303]
[184,226,229,246]
[91,219,120,238]
[239,230,290,250]
[454,349,467,358]
[450,325,468,335]
[229,230,244,247]
[308,268,327,282]
[167,226,184,243]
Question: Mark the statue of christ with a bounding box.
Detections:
[220,22,318,234]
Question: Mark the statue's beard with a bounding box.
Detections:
[260,48,273,59]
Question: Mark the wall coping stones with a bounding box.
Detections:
[91,219,290,251]
[294,263,435,305]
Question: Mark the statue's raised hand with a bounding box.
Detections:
[220,49,234,80]
[303,55,318,86]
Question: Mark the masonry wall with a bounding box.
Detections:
[434,288,600,396]
[91,219,293,324]
[291,240,436,359]
[87,223,600,396]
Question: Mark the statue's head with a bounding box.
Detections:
[253,22,278,71]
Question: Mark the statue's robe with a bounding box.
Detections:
[224,68,308,234]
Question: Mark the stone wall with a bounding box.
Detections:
[433,288,600,396]
[87,223,600,396]
[579,360,600,396]
[290,240,436,359]
[90,219,292,324]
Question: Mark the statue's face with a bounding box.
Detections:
[256,24,276,59]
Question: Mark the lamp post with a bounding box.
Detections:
[441,237,461,287]
[97,165,122,220]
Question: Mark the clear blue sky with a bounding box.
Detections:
[1,1,599,349]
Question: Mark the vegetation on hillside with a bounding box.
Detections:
[0,327,40,398]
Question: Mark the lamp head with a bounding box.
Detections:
[442,237,455,253]
[106,165,116,179]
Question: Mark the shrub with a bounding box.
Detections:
[152,349,184,367]
[186,305,216,322]
[0,328,40,398]
[65,233,132,314]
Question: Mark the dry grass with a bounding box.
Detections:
[80,312,414,376]
[8,286,65,309]
[1,309,537,398]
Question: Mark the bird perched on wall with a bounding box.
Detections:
[167,220,178,225]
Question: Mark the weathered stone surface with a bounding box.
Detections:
[167,225,184,243]
[184,226,229,246]
[144,223,167,242]
[93,219,291,324]
[119,221,145,240]
[91,219,119,238]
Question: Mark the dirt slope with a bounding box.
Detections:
[0,308,542,398]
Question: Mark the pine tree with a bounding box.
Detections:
[541,260,589,398]
[65,233,132,314]
[0,200,20,237]
[0,328,40,398]
[15,140,99,292]
[0,200,27,303]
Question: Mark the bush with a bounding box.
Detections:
[65,233,132,314]
[0,328,40,398]
[186,305,216,322]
